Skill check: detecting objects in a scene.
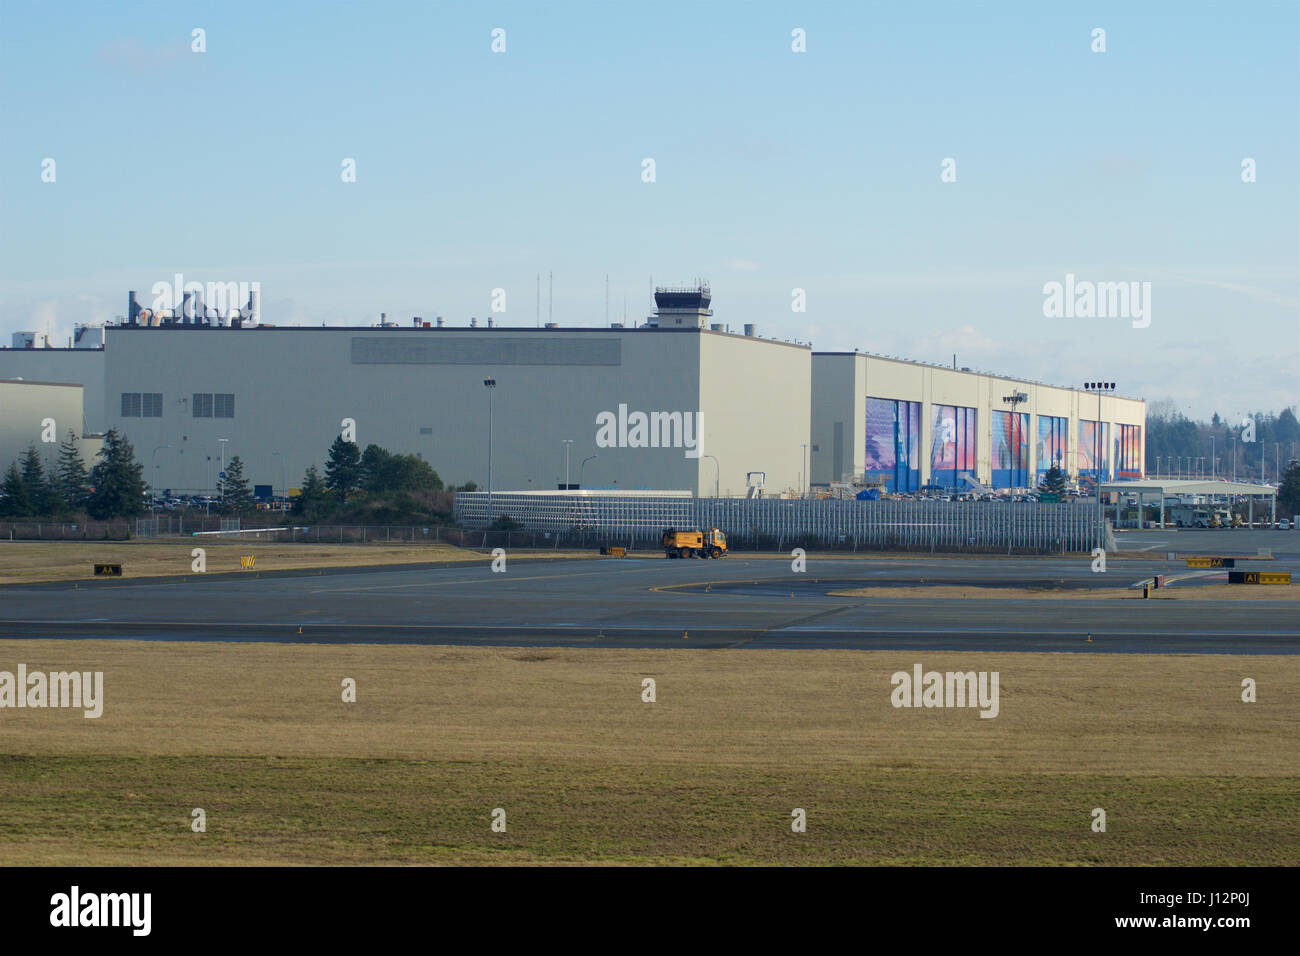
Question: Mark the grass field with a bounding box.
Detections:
[1,640,1296,865]
[0,541,602,585]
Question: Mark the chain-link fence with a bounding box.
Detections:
[1,521,133,540]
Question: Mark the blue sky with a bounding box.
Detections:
[1,0,1296,420]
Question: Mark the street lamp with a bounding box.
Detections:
[483,379,496,521]
[580,454,597,489]
[799,443,809,497]
[562,439,574,490]
[150,444,172,513]
[703,454,720,498]
[216,438,230,503]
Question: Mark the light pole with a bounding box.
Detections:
[483,379,496,521]
[799,443,809,497]
[216,438,230,500]
[703,454,720,498]
[580,454,597,489]
[1084,382,1114,552]
[562,439,574,490]
[150,444,171,513]
[272,451,288,508]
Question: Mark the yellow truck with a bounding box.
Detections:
[662,527,728,559]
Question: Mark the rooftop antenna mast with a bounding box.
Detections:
[548,271,553,326]
[536,273,540,328]
[605,274,609,325]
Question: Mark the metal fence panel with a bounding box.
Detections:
[453,493,1108,553]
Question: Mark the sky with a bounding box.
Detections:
[1,0,1297,421]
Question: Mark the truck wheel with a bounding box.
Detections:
[711,548,721,559]
[679,548,690,559]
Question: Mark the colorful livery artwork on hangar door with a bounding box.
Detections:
[864,398,921,492]
[992,411,1029,489]
[1036,416,1068,483]
[930,405,976,489]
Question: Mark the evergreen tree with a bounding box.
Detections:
[293,464,331,518]
[19,443,45,490]
[1037,466,1068,495]
[360,443,443,494]
[19,444,60,516]
[41,471,65,516]
[1,461,32,517]
[1279,460,1300,517]
[218,455,255,514]
[325,437,362,503]
[56,431,91,512]
[359,444,395,492]
[87,428,147,519]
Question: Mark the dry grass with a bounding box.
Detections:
[0,640,1295,865]
[0,541,598,585]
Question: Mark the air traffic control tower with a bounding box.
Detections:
[647,283,713,328]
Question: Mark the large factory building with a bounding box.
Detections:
[0,283,1145,497]
[0,286,813,497]
[810,352,1146,493]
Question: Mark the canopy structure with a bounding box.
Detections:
[1098,478,1277,528]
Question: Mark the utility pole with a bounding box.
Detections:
[562,439,573,490]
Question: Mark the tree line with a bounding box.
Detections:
[1147,404,1300,480]
[291,437,472,522]
[0,429,145,520]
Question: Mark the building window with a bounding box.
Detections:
[143,393,163,418]
[121,393,142,417]
[193,393,213,418]
[419,427,433,435]
[214,393,235,418]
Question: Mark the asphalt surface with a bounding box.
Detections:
[1114,527,1300,557]
[1,550,1297,654]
